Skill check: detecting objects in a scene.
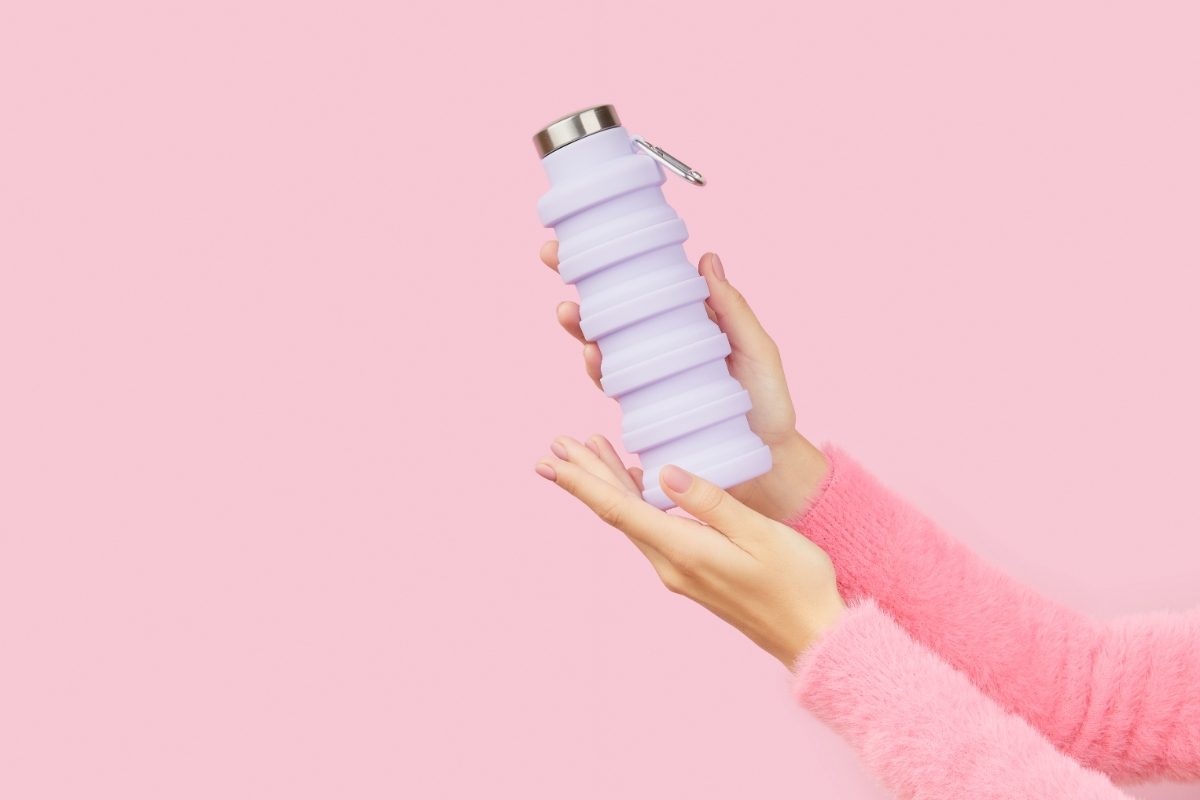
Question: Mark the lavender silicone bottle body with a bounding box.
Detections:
[536,117,771,509]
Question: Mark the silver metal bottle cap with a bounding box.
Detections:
[533,104,621,158]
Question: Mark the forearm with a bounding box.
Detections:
[784,445,1200,780]
[793,599,1128,799]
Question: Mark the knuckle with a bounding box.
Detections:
[551,468,572,490]
[660,569,687,595]
[726,285,750,310]
[667,547,702,580]
[594,496,628,529]
[690,482,727,518]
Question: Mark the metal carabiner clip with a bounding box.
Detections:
[632,137,707,186]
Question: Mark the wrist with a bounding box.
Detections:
[777,594,846,669]
[757,431,830,521]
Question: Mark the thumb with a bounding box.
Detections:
[659,464,766,543]
[698,252,780,367]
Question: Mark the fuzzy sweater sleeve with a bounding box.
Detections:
[793,598,1129,799]
[784,446,1200,782]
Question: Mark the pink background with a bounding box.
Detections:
[1,2,1197,797]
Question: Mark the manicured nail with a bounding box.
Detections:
[661,464,693,493]
[550,440,569,459]
[585,439,600,455]
[710,253,726,282]
[535,463,557,481]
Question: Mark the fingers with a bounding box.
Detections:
[535,440,731,563]
[697,252,781,367]
[539,240,560,272]
[553,299,601,387]
[585,435,640,494]
[535,441,750,600]
[629,467,645,494]
[658,464,770,550]
[536,453,676,577]
[542,240,601,386]
[551,436,629,491]
[556,301,586,344]
[551,251,779,400]
[582,342,602,388]
[537,455,684,556]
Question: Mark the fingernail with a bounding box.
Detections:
[661,464,693,493]
[710,253,726,282]
[585,439,599,455]
[550,440,569,460]
[535,463,557,481]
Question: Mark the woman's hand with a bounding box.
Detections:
[534,434,845,668]
[539,243,828,522]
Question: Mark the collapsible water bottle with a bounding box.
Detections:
[533,104,771,509]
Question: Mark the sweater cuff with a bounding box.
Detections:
[780,441,840,531]
[781,445,898,602]
[790,595,886,703]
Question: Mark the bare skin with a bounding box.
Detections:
[534,244,842,665]
[534,436,844,668]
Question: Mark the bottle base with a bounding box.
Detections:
[641,444,773,511]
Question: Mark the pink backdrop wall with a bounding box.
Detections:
[1,2,1197,797]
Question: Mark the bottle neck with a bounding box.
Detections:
[541,127,633,185]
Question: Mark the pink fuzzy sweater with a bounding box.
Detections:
[784,446,1200,797]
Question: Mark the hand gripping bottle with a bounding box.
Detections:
[533,104,771,509]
